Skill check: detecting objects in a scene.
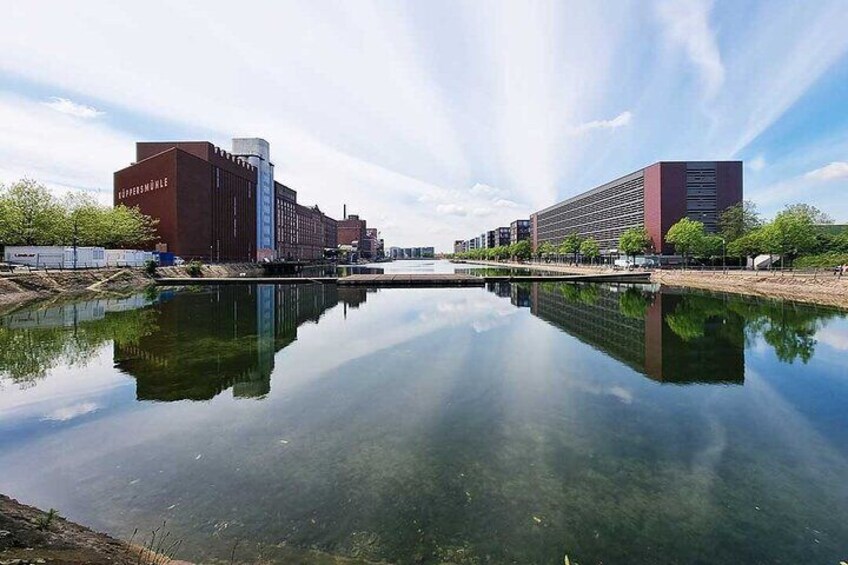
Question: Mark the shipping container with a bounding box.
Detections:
[153,251,176,266]
[3,246,107,269]
[106,249,155,267]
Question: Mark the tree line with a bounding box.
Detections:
[0,179,158,249]
[453,237,603,263]
[453,201,847,268]
[665,202,847,267]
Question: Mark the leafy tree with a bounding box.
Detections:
[0,179,66,245]
[782,203,833,225]
[510,240,531,260]
[760,208,818,266]
[719,200,762,242]
[538,241,555,262]
[727,229,765,263]
[665,217,706,265]
[619,226,650,262]
[559,233,582,263]
[579,237,600,264]
[697,233,724,261]
[101,205,159,248]
[0,179,158,249]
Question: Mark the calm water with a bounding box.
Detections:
[1,265,847,564]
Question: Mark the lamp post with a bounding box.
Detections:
[721,237,726,272]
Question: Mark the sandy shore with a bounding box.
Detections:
[459,260,848,309]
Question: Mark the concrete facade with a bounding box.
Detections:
[532,161,743,255]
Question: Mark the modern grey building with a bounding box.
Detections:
[530,161,743,255]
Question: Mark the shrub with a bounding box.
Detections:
[187,260,203,277]
[144,259,158,276]
[793,253,848,269]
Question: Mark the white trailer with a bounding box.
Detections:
[106,249,154,267]
[3,246,107,269]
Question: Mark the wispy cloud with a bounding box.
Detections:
[43,97,103,118]
[805,161,848,182]
[571,111,633,135]
[749,155,766,172]
[2,1,848,249]
[656,0,724,98]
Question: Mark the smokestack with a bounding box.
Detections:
[343,204,347,219]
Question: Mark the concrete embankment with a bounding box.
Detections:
[458,260,848,309]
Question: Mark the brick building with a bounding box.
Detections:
[114,141,257,261]
[338,214,367,247]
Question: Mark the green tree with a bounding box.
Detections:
[697,233,724,261]
[619,226,650,262]
[538,241,555,262]
[727,229,765,263]
[760,207,818,267]
[719,200,762,242]
[559,233,582,264]
[665,217,706,265]
[511,240,531,261]
[782,203,833,225]
[579,237,600,264]
[0,179,66,245]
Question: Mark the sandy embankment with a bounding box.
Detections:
[458,260,848,309]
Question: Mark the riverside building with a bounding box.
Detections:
[530,161,742,256]
[115,139,339,262]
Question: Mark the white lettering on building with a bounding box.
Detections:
[117,177,169,200]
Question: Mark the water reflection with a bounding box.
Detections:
[478,282,841,384]
[0,282,847,564]
[1,283,841,396]
[113,285,369,401]
[0,293,160,386]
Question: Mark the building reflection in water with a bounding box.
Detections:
[113,285,369,401]
[487,282,747,384]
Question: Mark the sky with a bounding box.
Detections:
[1,0,847,252]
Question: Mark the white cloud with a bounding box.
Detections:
[494,198,520,208]
[436,203,468,216]
[0,93,131,205]
[469,183,505,197]
[571,111,633,134]
[470,207,492,217]
[805,161,848,182]
[749,155,766,172]
[43,97,103,118]
[656,0,725,98]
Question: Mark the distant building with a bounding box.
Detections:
[338,214,367,247]
[454,240,465,254]
[510,219,531,245]
[274,182,298,260]
[496,227,511,247]
[390,246,435,259]
[531,161,743,255]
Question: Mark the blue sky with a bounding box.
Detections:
[1,0,847,251]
